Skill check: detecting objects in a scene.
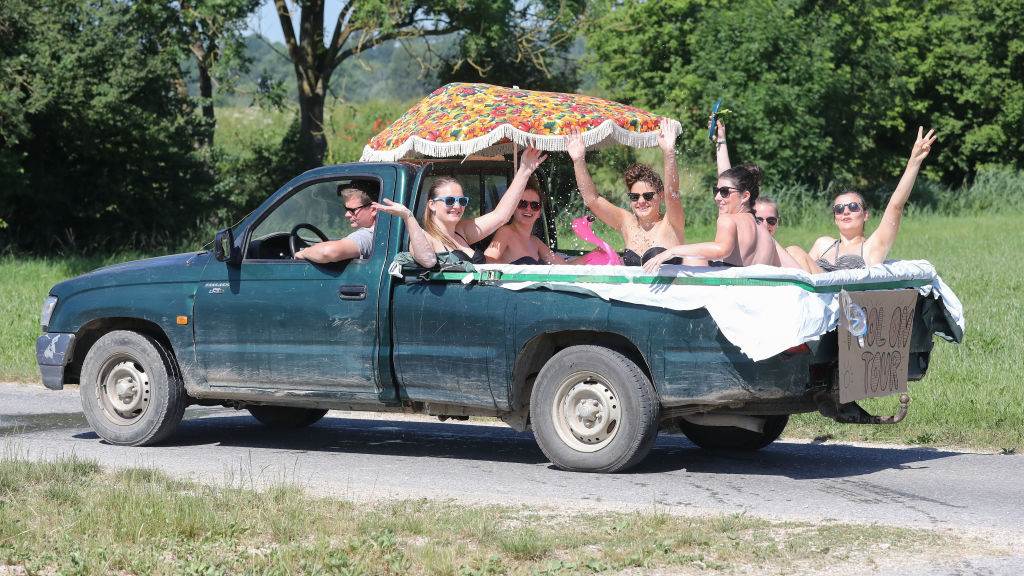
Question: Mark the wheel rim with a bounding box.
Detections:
[550,371,621,453]
[95,355,151,426]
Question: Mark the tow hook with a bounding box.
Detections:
[817,393,910,424]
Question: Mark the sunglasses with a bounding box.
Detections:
[832,202,863,214]
[344,203,370,215]
[432,196,469,208]
[627,192,657,202]
[755,216,779,226]
[517,200,542,211]
[712,186,742,198]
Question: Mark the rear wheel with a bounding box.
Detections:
[79,330,186,446]
[679,415,789,451]
[530,345,659,473]
[247,406,328,429]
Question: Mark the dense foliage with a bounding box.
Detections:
[2,0,1022,253]
[0,0,213,252]
[583,0,1024,188]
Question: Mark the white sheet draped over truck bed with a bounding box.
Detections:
[466,260,964,361]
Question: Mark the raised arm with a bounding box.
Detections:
[641,214,737,272]
[483,227,510,263]
[460,147,547,244]
[866,127,937,264]
[659,117,685,238]
[373,199,437,268]
[568,130,628,231]
[714,119,731,175]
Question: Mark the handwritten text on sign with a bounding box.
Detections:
[838,289,918,404]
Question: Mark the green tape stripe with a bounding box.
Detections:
[425,271,930,293]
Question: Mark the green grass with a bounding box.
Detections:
[2,213,1021,450]
[783,214,1024,451]
[0,455,970,575]
[0,254,154,382]
[215,101,412,163]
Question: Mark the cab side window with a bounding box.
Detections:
[247,178,379,260]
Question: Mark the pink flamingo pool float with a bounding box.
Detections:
[571,216,622,266]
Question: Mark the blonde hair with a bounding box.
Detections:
[422,176,462,250]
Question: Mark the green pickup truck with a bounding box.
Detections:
[36,160,958,472]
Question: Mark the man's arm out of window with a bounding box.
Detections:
[295,239,362,263]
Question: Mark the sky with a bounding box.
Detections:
[245,0,345,44]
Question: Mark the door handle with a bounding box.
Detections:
[338,284,367,300]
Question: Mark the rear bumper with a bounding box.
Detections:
[36,333,76,390]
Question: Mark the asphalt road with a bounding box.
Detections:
[3,383,1022,574]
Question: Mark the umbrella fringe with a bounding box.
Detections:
[359,119,682,162]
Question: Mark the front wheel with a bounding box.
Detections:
[679,415,789,451]
[247,406,328,429]
[530,345,660,473]
[79,330,186,446]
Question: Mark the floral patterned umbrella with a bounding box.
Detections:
[360,82,680,162]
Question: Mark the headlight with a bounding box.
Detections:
[40,296,58,330]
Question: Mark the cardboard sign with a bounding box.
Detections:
[838,289,918,404]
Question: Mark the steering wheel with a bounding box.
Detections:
[289,223,329,256]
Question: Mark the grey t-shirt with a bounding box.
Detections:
[346,226,374,259]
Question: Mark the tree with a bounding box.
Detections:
[436,1,582,92]
[0,0,212,252]
[272,0,583,169]
[178,0,262,143]
[583,0,1024,187]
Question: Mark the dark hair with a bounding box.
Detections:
[720,164,763,210]
[623,163,664,195]
[509,184,545,225]
[832,190,867,210]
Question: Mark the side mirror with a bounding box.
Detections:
[213,228,239,265]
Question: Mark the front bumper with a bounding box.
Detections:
[36,333,76,390]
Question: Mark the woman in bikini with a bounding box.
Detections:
[373,147,547,268]
[568,118,684,266]
[786,127,937,272]
[642,163,784,271]
[484,184,579,265]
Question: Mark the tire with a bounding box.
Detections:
[679,415,789,451]
[79,330,186,446]
[247,406,328,429]
[530,345,660,473]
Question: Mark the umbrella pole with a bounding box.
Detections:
[513,141,519,173]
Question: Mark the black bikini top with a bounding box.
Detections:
[622,246,682,267]
[448,249,486,265]
[440,231,487,265]
[510,255,542,265]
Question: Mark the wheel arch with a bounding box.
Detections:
[66,317,177,386]
[508,330,655,419]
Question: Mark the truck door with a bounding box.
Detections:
[192,166,395,403]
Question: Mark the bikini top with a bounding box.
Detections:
[815,239,866,272]
[445,249,486,265]
[439,231,486,265]
[622,246,682,267]
[510,255,542,265]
